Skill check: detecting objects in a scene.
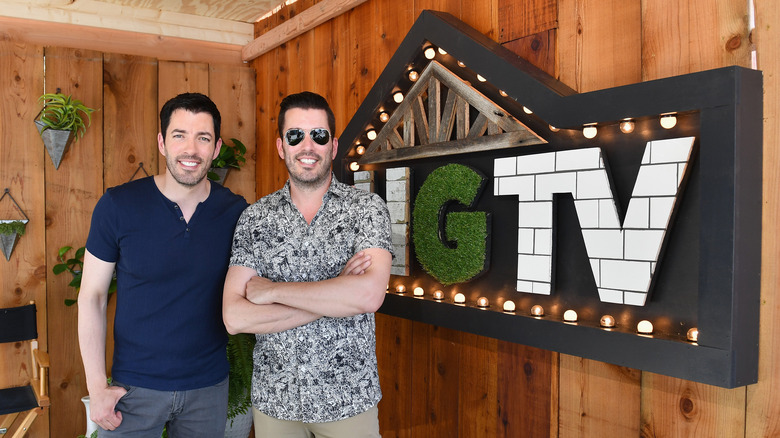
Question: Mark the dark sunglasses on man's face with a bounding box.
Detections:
[284,128,331,146]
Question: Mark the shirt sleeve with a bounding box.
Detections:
[85,190,120,263]
[354,192,394,256]
[229,206,261,274]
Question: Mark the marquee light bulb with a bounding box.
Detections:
[366,129,377,140]
[356,145,366,155]
[453,293,466,304]
[349,162,359,171]
[438,47,447,55]
[637,320,654,334]
[476,74,486,82]
[523,106,533,114]
[530,304,544,317]
[600,315,616,328]
[476,296,489,308]
[687,327,699,342]
[379,111,390,122]
[620,118,635,133]
[660,113,677,129]
[583,124,597,139]
[407,70,419,82]
[424,46,436,59]
[393,91,404,103]
[503,300,516,312]
[432,290,444,300]
[563,309,578,322]
[413,287,424,297]
[549,125,560,132]
[395,284,406,294]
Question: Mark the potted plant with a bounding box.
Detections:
[35,92,97,169]
[0,219,27,261]
[208,137,247,184]
[55,245,255,437]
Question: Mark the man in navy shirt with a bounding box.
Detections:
[78,93,248,436]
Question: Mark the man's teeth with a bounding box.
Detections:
[181,160,198,167]
[300,158,316,164]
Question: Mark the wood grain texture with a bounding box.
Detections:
[43,46,104,438]
[746,0,780,436]
[209,63,257,202]
[103,53,159,187]
[558,0,642,92]
[375,313,413,438]
[497,342,556,437]
[641,0,751,80]
[0,39,47,438]
[498,0,556,42]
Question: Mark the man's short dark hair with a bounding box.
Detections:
[278,91,336,137]
[160,92,221,141]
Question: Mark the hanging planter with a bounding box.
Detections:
[0,189,30,261]
[35,91,97,169]
[208,137,247,185]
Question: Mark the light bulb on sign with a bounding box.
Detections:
[660,113,677,129]
[583,124,597,139]
[503,300,516,312]
[619,118,635,133]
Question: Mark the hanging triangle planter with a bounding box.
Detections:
[0,219,28,261]
[208,167,230,185]
[35,120,75,169]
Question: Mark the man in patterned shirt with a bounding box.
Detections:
[223,91,393,437]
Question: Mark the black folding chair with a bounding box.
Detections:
[0,302,50,437]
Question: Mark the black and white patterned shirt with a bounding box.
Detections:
[229,176,393,423]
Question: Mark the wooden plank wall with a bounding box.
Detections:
[253,0,779,436]
[0,43,256,437]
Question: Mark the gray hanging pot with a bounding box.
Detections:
[35,120,75,169]
[0,219,28,261]
[208,167,230,185]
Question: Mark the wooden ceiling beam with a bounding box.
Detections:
[242,0,368,62]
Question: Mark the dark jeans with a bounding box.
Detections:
[99,377,228,438]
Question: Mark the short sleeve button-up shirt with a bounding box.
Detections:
[229,176,393,423]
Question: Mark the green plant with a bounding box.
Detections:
[0,220,26,236]
[52,245,116,306]
[37,92,97,138]
[227,332,256,421]
[208,137,247,181]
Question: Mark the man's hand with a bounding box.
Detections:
[340,250,372,276]
[89,384,127,431]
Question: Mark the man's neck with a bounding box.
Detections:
[154,173,211,221]
[289,174,332,225]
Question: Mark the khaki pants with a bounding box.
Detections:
[252,405,380,438]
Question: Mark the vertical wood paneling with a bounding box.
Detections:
[376,314,413,438]
[209,63,257,202]
[157,61,209,175]
[640,373,746,437]
[0,40,46,438]
[641,0,751,80]
[498,0,556,43]
[747,1,780,435]
[103,54,158,189]
[497,343,556,437]
[458,333,497,437]
[559,358,640,437]
[43,46,104,438]
[558,0,642,92]
[638,2,750,437]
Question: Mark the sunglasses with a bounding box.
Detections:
[284,128,331,146]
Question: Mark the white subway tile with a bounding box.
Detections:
[577,169,613,199]
[632,164,678,197]
[650,196,676,229]
[624,230,665,261]
[517,151,556,174]
[624,291,649,306]
[574,199,600,228]
[518,201,553,228]
[598,288,624,304]
[649,137,695,164]
[494,157,517,176]
[536,172,577,200]
[534,228,552,255]
[598,199,621,228]
[601,259,652,292]
[556,148,602,171]
[623,197,649,229]
[582,229,624,259]
[496,175,535,199]
[518,228,535,253]
[517,254,552,282]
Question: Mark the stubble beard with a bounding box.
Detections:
[166,153,210,187]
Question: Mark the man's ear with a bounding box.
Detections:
[276,137,285,160]
[213,137,223,159]
[331,137,338,160]
[157,133,166,156]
